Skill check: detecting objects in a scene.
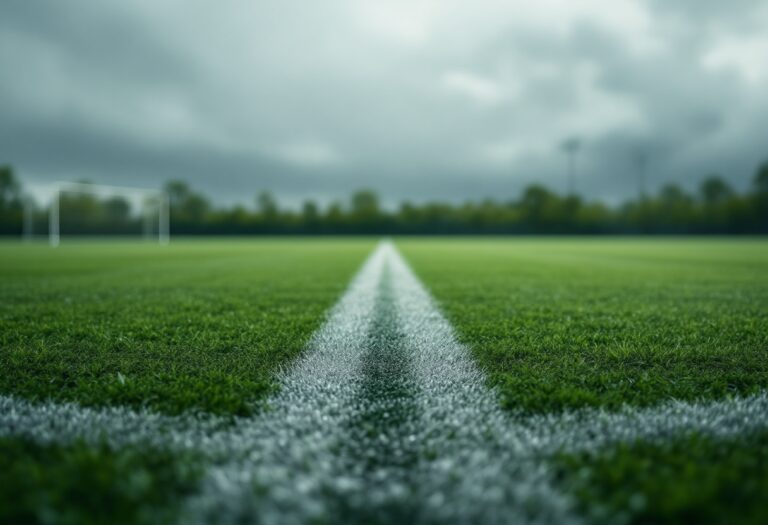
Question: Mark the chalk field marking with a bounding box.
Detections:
[1,241,767,523]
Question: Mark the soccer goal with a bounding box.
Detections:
[49,181,169,246]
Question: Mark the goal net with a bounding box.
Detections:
[49,182,169,246]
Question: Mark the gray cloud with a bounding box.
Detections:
[1,0,767,208]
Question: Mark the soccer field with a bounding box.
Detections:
[399,238,768,412]
[399,238,768,524]
[1,237,767,524]
[0,239,375,416]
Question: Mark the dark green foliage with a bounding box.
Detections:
[165,180,210,224]
[399,238,768,413]
[754,162,768,194]
[58,190,138,235]
[0,239,373,415]
[0,165,20,207]
[0,165,23,235]
[700,176,733,205]
[5,158,768,235]
[0,437,200,525]
[256,191,278,221]
[555,431,768,525]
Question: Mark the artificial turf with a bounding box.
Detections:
[3,237,768,524]
[0,239,374,416]
[0,437,200,525]
[398,237,768,524]
[397,237,768,413]
[555,430,768,525]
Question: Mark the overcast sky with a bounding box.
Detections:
[2,0,767,208]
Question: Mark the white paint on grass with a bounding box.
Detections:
[385,241,768,522]
[1,244,389,523]
[181,240,387,523]
[1,241,767,524]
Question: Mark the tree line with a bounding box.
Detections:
[2,161,768,236]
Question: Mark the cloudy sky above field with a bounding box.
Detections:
[1,0,767,207]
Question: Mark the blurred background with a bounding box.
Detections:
[1,0,767,235]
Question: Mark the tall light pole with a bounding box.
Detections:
[561,137,581,196]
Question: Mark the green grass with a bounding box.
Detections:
[0,437,200,525]
[397,237,768,413]
[555,430,768,525]
[4,237,768,524]
[399,237,768,523]
[0,239,374,416]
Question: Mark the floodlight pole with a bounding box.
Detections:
[49,190,60,247]
[561,138,581,197]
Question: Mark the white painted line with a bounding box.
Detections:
[0,244,387,523]
[1,240,767,524]
[180,240,387,523]
[385,240,768,523]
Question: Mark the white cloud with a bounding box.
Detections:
[475,62,643,166]
[354,0,439,46]
[441,70,506,106]
[702,35,768,87]
[269,141,342,167]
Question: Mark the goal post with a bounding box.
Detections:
[49,182,169,247]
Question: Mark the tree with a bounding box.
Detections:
[0,165,20,210]
[656,184,694,232]
[520,185,552,211]
[257,191,278,219]
[164,180,191,208]
[350,190,379,218]
[325,201,345,230]
[700,175,733,205]
[164,180,209,224]
[302,200,319,222]
[60,192,101,232]
[182,194,210,222]
[754,161,768,232]
[103,196,131,223]
[659,184,690,204]
[754,161,768,195]
[0,165,22,234]
[349,190,381,231]
[519,184,557,231]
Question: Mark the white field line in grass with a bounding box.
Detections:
[383,242,768,523]
[1,241,768,524]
